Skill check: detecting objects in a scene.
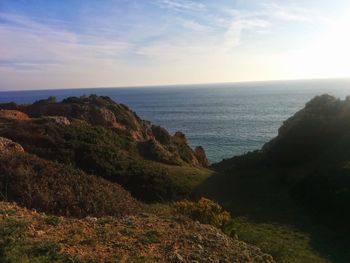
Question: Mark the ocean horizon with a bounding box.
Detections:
[2,78,350,163]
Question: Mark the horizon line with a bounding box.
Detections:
[1,76,350,93]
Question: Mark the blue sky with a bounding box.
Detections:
[1,0,350,90]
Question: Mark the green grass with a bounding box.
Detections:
[164,164,214,191]
[195,168,339,263]
[230,218,330,263]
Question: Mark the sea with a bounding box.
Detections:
[1,78,350,163]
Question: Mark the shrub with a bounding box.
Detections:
[174,197,231,229]
[138,140,181,165]
[0,153,139,217]
[151,125,171,145]
[118,161,186,202]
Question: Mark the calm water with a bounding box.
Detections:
[1,79,350,163]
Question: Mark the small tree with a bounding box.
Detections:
[47,96,57,103]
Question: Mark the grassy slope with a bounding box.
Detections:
[0,201,275,263]
[195,168,338,263]
[231,219,329,263]
[162,164,214,193]
[0,117,210,202]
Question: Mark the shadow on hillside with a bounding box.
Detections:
[194,169,350,263]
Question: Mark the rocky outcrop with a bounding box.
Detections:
[0,95,209,168]
[173,131,187,145]
[195,146,209,167]
[44,116,71,125]
[138,139,181,165]
[151,125,171,145]
[80,106,124,130]
[0,110,30,120]
[0,137,24,155]
[18,95,153,142]
[170,131,210,166]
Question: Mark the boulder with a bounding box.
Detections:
[83,107,119,127]
[45,116,71,126]
[0,137,24,155]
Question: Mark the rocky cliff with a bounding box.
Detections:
[0,95,211,202]
[0,95,208,167]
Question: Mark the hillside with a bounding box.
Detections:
[3,93,350,263]
[197,94,350,263]
[0,95,278,262]
[0,95,211,202]
[0,201,275,263]
[207,94,350,222]
[0,137,274,262]
[0,154,139,218]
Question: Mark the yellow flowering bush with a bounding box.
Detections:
[174,197,231,229]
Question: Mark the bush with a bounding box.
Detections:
[0,153,139,217]
[151,125,171,145]
[118,161,186,202]
[138,140,181,165]
[174,197,231,229]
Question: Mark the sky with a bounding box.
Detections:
[1,0,350,90]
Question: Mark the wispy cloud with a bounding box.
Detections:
[179,18,211,32]
[0,0,345,90]
[0,59,60,71]
[260,3,314,23]
[224,18,271,49]
[0,13,132,71]
[222,2,329,50]
[228,3,312,22]
[157,0,206,12]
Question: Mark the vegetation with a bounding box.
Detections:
[0,95,210,202]
[0,202,274,263]
[27,95,140,131]
[174,197,231,229]
[0,217,86,263]
[3,93,350,262]
[198,94,350,263]
[293,167,350,226]
[0,152,139,217]
[230,218,329,263]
